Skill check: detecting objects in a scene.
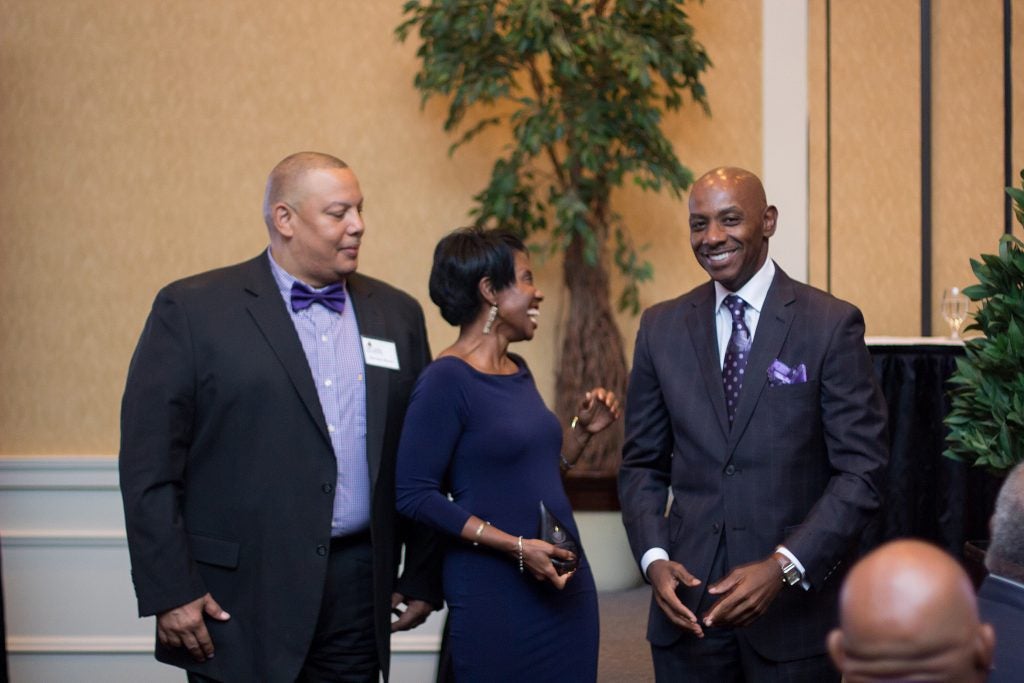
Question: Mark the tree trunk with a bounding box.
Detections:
[555,232,629,475]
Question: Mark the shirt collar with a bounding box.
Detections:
[266,247,347,297]
[714,256,776,314]
[990,572,1024,591]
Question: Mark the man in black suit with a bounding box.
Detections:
[978,462,1024,682]
[827,539,994,683]
[120,152,441,682]
[619,167,888,681]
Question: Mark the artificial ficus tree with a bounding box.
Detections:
[397,0,711,474]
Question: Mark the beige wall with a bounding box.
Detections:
[1,0,1019,455]
[0,0,760,454]
[808,0,1023,336]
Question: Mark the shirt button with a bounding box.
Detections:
[321,335,328,342]
[725,464,736,476]
[322,483,333,494]
[357,373,363,381]
[316,544,327,556]
[328,424,336,433]
[324,379,333,387]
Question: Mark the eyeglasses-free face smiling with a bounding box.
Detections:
[688,168,777,293]
[494,250,544,342]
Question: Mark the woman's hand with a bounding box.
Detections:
[576,387,621,435]
[519,538,576,589]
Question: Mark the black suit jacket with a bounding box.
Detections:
[978,574,1024,682]
[119,254,441,682]
[619,266,888,660]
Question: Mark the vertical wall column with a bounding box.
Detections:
[763,0,809,283]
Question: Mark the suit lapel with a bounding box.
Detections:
[347,273,388,489]
[728,269,796,448]
[242,255,332,447]
[685,283,731,442]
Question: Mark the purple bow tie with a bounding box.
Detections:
[290,281,346,314]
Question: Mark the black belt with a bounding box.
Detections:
[330,529,371,550]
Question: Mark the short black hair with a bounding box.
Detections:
[429,227,527,326]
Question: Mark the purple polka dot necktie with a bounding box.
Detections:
[722,295,751,427]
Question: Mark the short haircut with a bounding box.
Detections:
[263,152,349,230]
[429,227,527,326]
[987,462,1024,582]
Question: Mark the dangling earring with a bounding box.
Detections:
[482,304,498,334]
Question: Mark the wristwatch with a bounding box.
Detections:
[775,553,802,586]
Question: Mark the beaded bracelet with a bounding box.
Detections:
[516,536,524,574]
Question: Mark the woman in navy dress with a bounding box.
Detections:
[396,227,620,682]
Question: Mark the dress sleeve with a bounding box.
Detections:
[396,361,474,537]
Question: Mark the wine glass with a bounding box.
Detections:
[941,287,969,340]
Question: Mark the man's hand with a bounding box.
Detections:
[390,593,434,632]
[703,556,783,628]
[647,559,704,638]
[157,593,230,662]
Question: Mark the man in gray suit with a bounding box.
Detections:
[619,167,888,681]
[120,152,441,681]
[978,462,1024,682]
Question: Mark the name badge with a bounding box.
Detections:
[361,336,400,371]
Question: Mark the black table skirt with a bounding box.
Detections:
[864,344,1003,559]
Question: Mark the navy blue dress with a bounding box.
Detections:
[396,354,599,682]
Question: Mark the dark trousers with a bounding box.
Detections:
[651,534,838,683]
[298,532,378,682]
[651,628,837,683]
[187,532,378,683]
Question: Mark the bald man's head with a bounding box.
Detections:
[828,540,994,682]
[987,462,1024,583]
[262,152,349,231]
[688,166,777,292]
[262,152,366,287]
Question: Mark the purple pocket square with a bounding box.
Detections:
[767,359,807,386]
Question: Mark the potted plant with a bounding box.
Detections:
[396,0,711,480]
[944,173,1024,471]
[944,169,1024,583]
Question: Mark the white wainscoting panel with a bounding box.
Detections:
[0,456,442,683]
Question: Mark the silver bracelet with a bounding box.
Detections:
[516,536,524,574]
[561,415,581,470]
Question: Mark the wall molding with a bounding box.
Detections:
[8,635,155,654]
[2,530,126,547]
[0,454,443,664]
[0,455,120,490]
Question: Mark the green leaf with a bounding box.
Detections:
[945,187,1024,473]
[397,0,711,313]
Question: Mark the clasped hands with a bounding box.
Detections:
[647,555,784,638]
